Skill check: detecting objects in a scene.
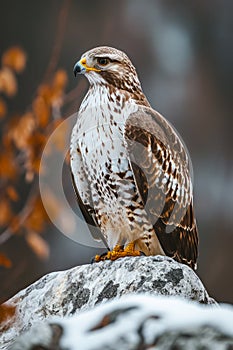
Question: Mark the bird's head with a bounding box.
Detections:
[73,46,143,95]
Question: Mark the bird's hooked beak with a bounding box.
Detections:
[73,57,100,76]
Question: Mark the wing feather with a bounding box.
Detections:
[124,106,198,268]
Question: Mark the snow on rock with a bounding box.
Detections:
[0,256,215,349]
[8,295,233,350]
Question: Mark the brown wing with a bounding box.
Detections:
[124,106,198,269]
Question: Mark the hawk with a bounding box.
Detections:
[71,46,198,269]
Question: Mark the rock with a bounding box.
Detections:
[0,256,215,349]
[7,295,233,350]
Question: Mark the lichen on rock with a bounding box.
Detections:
[0,255,216,349]
[7,295,233,350]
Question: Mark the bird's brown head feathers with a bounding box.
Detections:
[74,46,148,104]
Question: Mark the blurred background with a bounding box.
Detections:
[0,0,232,304]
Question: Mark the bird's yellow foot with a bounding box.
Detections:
[94,242,142,262]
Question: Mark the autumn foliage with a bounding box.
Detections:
[0,303,16,331]
[0,46,70,264]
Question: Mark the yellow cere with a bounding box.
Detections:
[80,57,100,72]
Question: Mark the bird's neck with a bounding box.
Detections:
[80,82,150,114]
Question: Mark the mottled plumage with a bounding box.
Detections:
[71,46,198,269]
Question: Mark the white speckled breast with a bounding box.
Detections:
[71,85,137,246]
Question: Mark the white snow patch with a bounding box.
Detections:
[57,295,233,349]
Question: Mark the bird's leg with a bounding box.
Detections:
[93,242,141,262]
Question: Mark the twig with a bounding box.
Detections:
[43,0,71,82]
[0,180,39,245]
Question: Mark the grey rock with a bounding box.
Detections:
[8,295,233,350]
[0,255,215,349]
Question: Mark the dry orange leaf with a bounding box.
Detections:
[8,112,35,150]
[6,186,19,202]
[0,98,7,119]
[0,67,17,97]
[25,170,35,183]
[50,71,67,109]
[2,46,27,73]
[0,151,17,179]
[37,84,53,104]
[26,231,49,260]
[27,131,47,152]
[0,304,16,327]
[26,132,47,175]
[0,200,13,227]
[0,253,12,268]
[23,198,47,233]
[30,158,41,175]
[32,96,50,128]
[53,69,68,90]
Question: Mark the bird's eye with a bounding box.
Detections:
[97,57,110,66]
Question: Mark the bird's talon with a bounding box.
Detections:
[93,242,141,262]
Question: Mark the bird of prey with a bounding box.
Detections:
[71,46,198,269]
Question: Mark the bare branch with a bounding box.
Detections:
[42,0,71,83]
